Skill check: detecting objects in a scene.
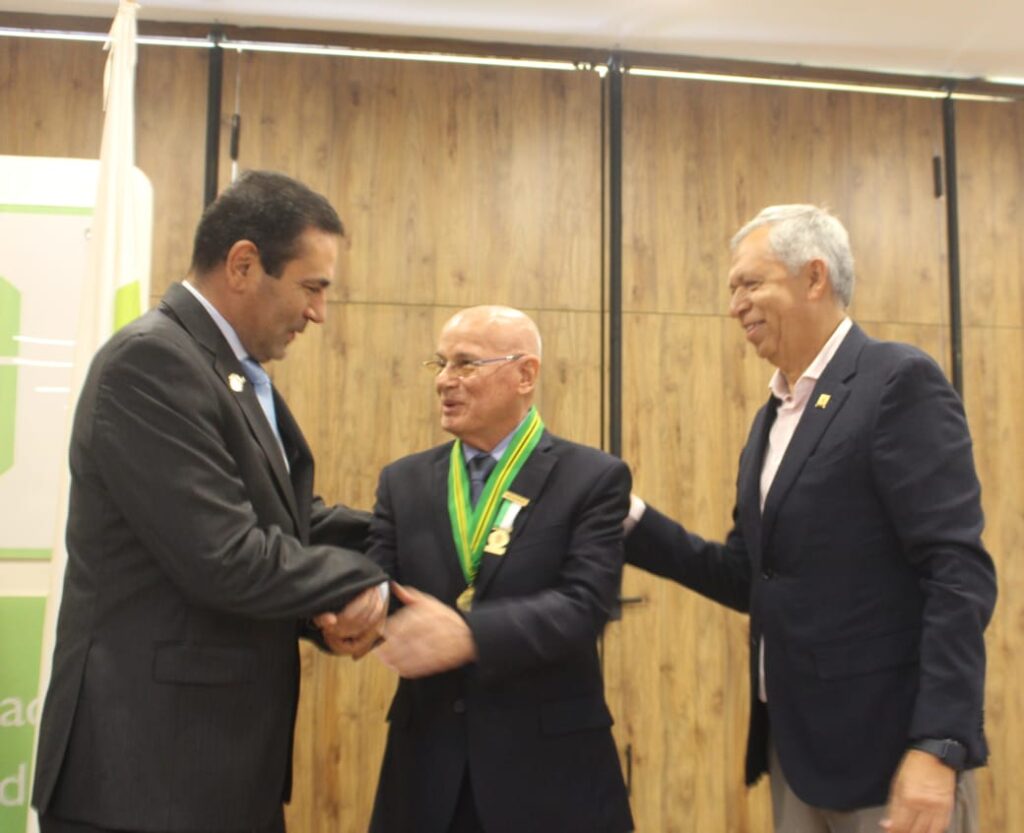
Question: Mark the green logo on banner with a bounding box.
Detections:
[0,276,19,476]
[115,280,142,330]
[0,596,45,830]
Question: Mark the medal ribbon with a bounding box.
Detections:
[448,407,544,585]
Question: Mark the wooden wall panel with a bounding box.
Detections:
[0,38,104,157]
[959,101,1024,329]
[606,75,953,833]
[621,78,948,328]
[606,314,773,833]
[134,45,209,298]
[221,50,603,311]
[0,37,209,304]
[957,98,1024,833]
[222,51,605,832]
[6,27,1021,833]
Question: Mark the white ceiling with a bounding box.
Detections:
[6,0,1024,82]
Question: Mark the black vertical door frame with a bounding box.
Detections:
[942,92,964,397]
[604,54,625,459]
[203,29,224,207]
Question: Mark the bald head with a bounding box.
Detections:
[440,306,542,358]
[434,306,542,451]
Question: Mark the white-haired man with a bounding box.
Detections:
[361,305,634,833]
[626,205,996,833]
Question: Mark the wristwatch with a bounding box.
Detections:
[910,738,968,770]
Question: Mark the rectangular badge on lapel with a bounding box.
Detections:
[815,393,831,409]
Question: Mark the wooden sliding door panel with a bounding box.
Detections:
[961,326,1024,833]
[606,312,772,833]
[622,76,948,327]
[957,97,1024,833]
[613,76,951,832]
[958,101,1024,329]
[135,45,210,297]
[0,38,104,157]
[222,50,603,311]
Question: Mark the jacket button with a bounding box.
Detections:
[761,569,774,580]
[453,699,466,714]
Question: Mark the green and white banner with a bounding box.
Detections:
[1,159,96,569]
[0,597,45,829]
[0,154,152,832]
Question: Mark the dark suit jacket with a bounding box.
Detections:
[368,431,634,833]
[627,324,996,810]
[32,283,387,832]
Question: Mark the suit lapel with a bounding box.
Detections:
[433,451,469,596]
[160,284,302,531]
[472,432,558,601]
[761,325,866,548]
[273,393,312,538]
[738,396,777,564]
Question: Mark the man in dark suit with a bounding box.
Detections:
[624,205,996,833]
[33,171,388,833]
[357,306,633,833]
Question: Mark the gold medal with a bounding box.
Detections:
[456,586,475,612]
[484,527,511,556]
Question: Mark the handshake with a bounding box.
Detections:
[313,582,478,678]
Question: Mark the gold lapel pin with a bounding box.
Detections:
[815,393,831,409]
[502,491,530,507]
[228,373,246,392]
[484,527,511,557]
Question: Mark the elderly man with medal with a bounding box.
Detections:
[366,305,634,833]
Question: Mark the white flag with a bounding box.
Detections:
[32,5,150,830]
[86,0,148,345]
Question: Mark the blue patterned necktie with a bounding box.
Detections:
[240,358,288,466]
[467,453,497,506]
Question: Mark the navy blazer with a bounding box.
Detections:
[369,431,634,833]
[627,324,996,810]
[33,283,386,831]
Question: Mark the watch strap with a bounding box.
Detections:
[909,738,967,770]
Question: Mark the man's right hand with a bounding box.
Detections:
[315,585,387,659]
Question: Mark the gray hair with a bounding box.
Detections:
[731,205,855,307]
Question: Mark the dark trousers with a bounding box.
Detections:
[448,770,485,833]
[39,810,286,833]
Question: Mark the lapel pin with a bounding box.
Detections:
[815,393,831,409]
[228,373,246,392]
[484,527,511,556]
[502,491,530,507]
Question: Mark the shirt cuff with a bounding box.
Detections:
[623,494,647,534]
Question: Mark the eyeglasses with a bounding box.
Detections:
[422,354,524,378]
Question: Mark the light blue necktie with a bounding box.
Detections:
[241,358,288,466]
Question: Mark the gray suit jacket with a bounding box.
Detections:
[33,283,386,831]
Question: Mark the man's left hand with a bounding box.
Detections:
[374,582,477,678]
[881,748,956,833]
